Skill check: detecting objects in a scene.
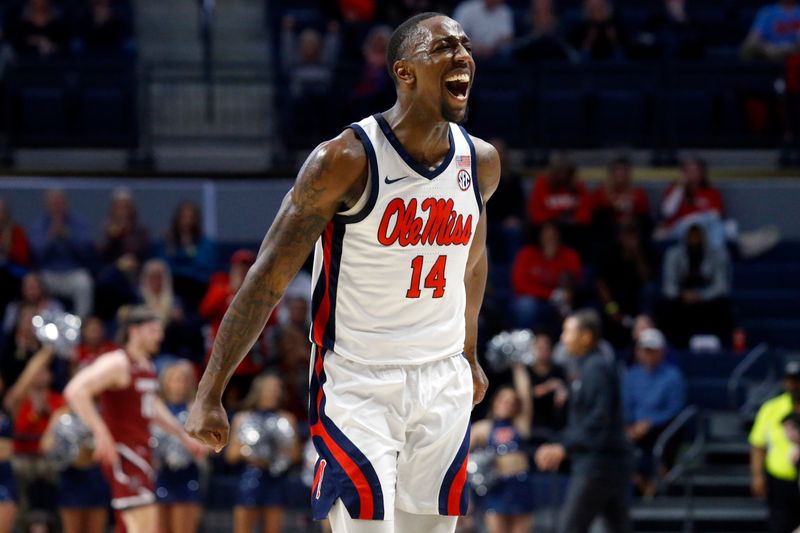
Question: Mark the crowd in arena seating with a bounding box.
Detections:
[278,0,800,149]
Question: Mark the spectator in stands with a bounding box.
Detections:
[528,331,568,438]
[656,157,725,247]
[94,189,148,321]
[10,0,69,59]
[0,391,16,533]
[349,25,394,120]
[138,258,203,362]
[28,190,94,319]
[741,0,800,63]
[76,0,130,56]
[514,0,576,62]
[156,360,203,533]
[486,138,525,263]
[2,273,63,336]
[4,341,63,516]
[568,0,627,62]
[226,374,299,533]
[453,0,514,61]
[590,156,653,248]
[159,202,216,313]
[657,157,780,257]
[199,250,273,407]
[596,222,657,346]
[470,362,534,533]
[623,328,687,498]
[637,0,703,60]
[96,188,150,271]
[281,16,340,98]
[0,198,31,314]
[0,306,39,390]
[527,152,592,253]
[73,316,114,370]
[511,222,582,331]
[659,223,733,348]
[749,360,800,533]
[535,310,632,533]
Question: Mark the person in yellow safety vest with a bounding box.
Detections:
[750,360,800,533]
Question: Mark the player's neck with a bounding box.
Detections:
[382,104,451,167]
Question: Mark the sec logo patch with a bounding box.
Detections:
[457,169,471,191]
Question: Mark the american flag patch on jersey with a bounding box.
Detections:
[456,155,471,168]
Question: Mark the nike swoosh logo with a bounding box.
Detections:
[384,175,410,184]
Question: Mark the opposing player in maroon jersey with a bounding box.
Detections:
[65,306,207,533]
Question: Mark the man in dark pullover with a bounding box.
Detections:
[536,309,632,533]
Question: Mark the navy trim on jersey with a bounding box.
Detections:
[459,126,483,214]
[336,124,379,225]
[372,113,455,180]
[310,220,345,351]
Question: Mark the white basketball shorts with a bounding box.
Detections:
[308,345,473,521]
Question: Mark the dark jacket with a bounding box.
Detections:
[559,349,631,474]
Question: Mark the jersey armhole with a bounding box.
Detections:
[458,126,483,214]
[335,124,379,224]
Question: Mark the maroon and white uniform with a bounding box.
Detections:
[99,349,159,510]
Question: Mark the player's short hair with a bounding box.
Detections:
[116,304,161,345]
[571,308,602,344]
[386,12,446,83]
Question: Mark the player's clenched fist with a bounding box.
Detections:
[185,399,230,453]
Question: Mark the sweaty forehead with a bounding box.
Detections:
[421,16,467,42]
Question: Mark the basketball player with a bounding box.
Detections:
[65,306,207,533]
[186,12,500,533]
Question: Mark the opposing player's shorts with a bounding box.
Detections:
[308,346,473,521]
[101,443,156,511]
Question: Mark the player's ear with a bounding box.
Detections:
[394,59,414,85]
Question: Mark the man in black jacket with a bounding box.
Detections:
[535,309,632,533]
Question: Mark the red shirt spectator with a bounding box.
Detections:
[14,391,65,455]
[74,316,116,367]
[199,249,276,376]
[0,198,31,268]
[590,157,651,225]
[660,157,724,228]
[512,223,582,299]
[528,154,592,226]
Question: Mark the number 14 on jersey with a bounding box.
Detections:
[406,255,447,298]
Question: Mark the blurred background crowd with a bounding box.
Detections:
[0,0,797,532]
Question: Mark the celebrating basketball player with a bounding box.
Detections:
[186,12,499,533]
[65,306,207,533]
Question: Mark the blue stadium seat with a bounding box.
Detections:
[594,90,649,146]
[538,90,588,148]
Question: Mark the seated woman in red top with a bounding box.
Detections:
[657,157,727,248]
[511,223,582,331]
[591,157,653,247]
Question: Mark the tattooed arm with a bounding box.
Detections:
[185,130,368,451]
[463,137,500,407]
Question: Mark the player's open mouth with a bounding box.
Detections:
[444,73,470,100]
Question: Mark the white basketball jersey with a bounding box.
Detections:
[309,113,483,365]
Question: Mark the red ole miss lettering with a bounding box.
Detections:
[377,197,473,247]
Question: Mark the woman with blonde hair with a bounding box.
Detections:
[155,359,204,533]
[227,373,299,533]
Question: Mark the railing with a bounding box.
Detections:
[727,342,771,411]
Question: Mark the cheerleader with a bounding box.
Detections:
[227,374,299,533]
[471,363,534,533]
[156,360,204,533]
[40,407,110,533]
[0,400,16,533]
